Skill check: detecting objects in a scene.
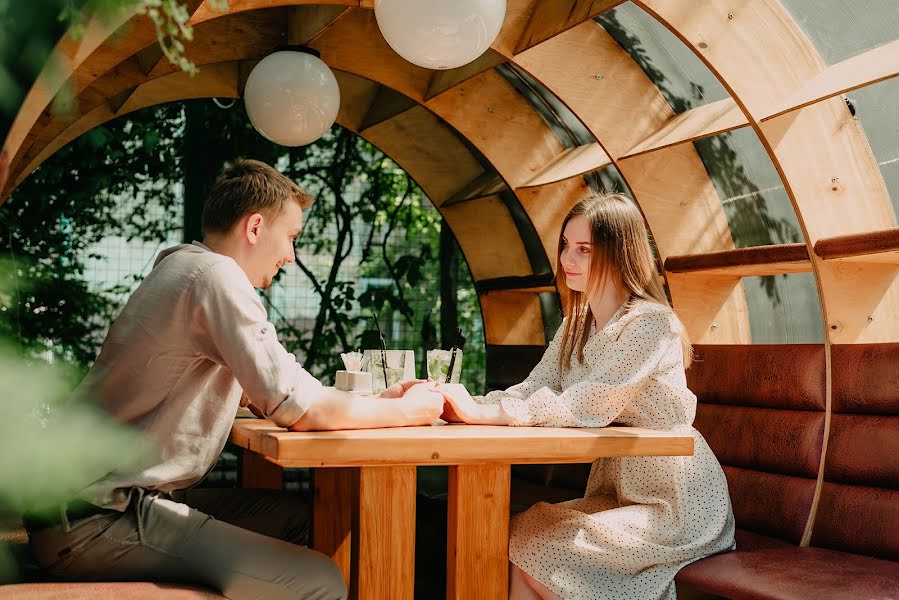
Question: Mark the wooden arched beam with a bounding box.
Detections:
[9,7,288,192]
[11,0,894,348]
[7,58,551,348]
[1,1,209,199]
[633,0,897,553]
[503,18,749,343]
[637,0,897,345]
[9,7,597,346]
[309,8,592,266]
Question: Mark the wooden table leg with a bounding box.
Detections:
[353,465,416,600]
[447,463,511,600]
[240,449,283,490]
[313,468,358,588]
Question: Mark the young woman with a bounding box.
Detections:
[439,193,735,600]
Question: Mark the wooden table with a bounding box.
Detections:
[230,420,694,600]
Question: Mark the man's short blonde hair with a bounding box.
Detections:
[202,159,313,234]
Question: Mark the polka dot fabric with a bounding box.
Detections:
[475,299,735,599]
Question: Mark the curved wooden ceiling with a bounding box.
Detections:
[1,0,897,352]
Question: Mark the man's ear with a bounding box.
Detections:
[244,212,264,245]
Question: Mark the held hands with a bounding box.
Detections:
[382,380,476,424]
[379,378,426,399]
[383,380,510,426]
[437,383,484,424]
[437,383,512,426]
[394,381,445,425]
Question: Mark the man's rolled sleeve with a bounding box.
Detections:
[190,260,325,427]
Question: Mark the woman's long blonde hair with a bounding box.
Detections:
[556,193,692,370]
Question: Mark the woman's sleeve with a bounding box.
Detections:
[473,320,565,406]
[498,312,678,427]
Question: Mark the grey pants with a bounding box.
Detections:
[26,488,347,600]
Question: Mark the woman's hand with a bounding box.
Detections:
[438,384,513,425]
[438,384,486,424]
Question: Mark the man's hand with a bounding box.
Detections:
[380,378,427,399]
[240,392,265,418]
[287,381,445,432]
[399,381,445,425]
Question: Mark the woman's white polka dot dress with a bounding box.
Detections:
[475,299,735,600]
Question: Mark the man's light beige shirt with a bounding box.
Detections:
[76,242,324,509]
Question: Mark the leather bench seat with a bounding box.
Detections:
[676,344,898,599]
[676,540,899,600]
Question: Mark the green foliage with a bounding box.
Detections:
[0,265,159,583]
[0,103,183,367]
[1,0,226,137]
[269,126,486,391]
[1,99,486,392]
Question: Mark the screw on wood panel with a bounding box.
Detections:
[487,105,494,113]
[727,13,734,20]
[710,323,719,330]
[595,73,603,80]
[831,177,840,191]
[868,316,874,322]
[679,200,687,207]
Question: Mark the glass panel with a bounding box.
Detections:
[743,273,823,343]
[847,77,899,218]
[495,63,595,148]
[693,128,803,247]
[595,2,729,114]
[779,0,899,65]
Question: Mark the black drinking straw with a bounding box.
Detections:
[445,327,463,384]
[373,314,389,388]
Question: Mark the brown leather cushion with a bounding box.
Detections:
[811,482,899,561]
[831,344,899,414]
[824,414,899,487]
[676,544,899,600]
[815,343,899,560]
[688,345,826,545]
[695,405,824,477]
[0,582,225,599]
[723,466,816,545]
[688,345,825,411]
[730,529,792,551]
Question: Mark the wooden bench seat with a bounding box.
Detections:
[0,582,226,599]
[0,516,226,599]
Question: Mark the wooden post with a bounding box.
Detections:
[447,463,511,600]
[240,449,282,490]
[353,465,416,600]
[314,468,358,588]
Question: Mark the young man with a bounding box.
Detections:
[25,160,444,599]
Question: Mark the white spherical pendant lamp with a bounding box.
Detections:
[243,48,340,146]
[374,0,506,70]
